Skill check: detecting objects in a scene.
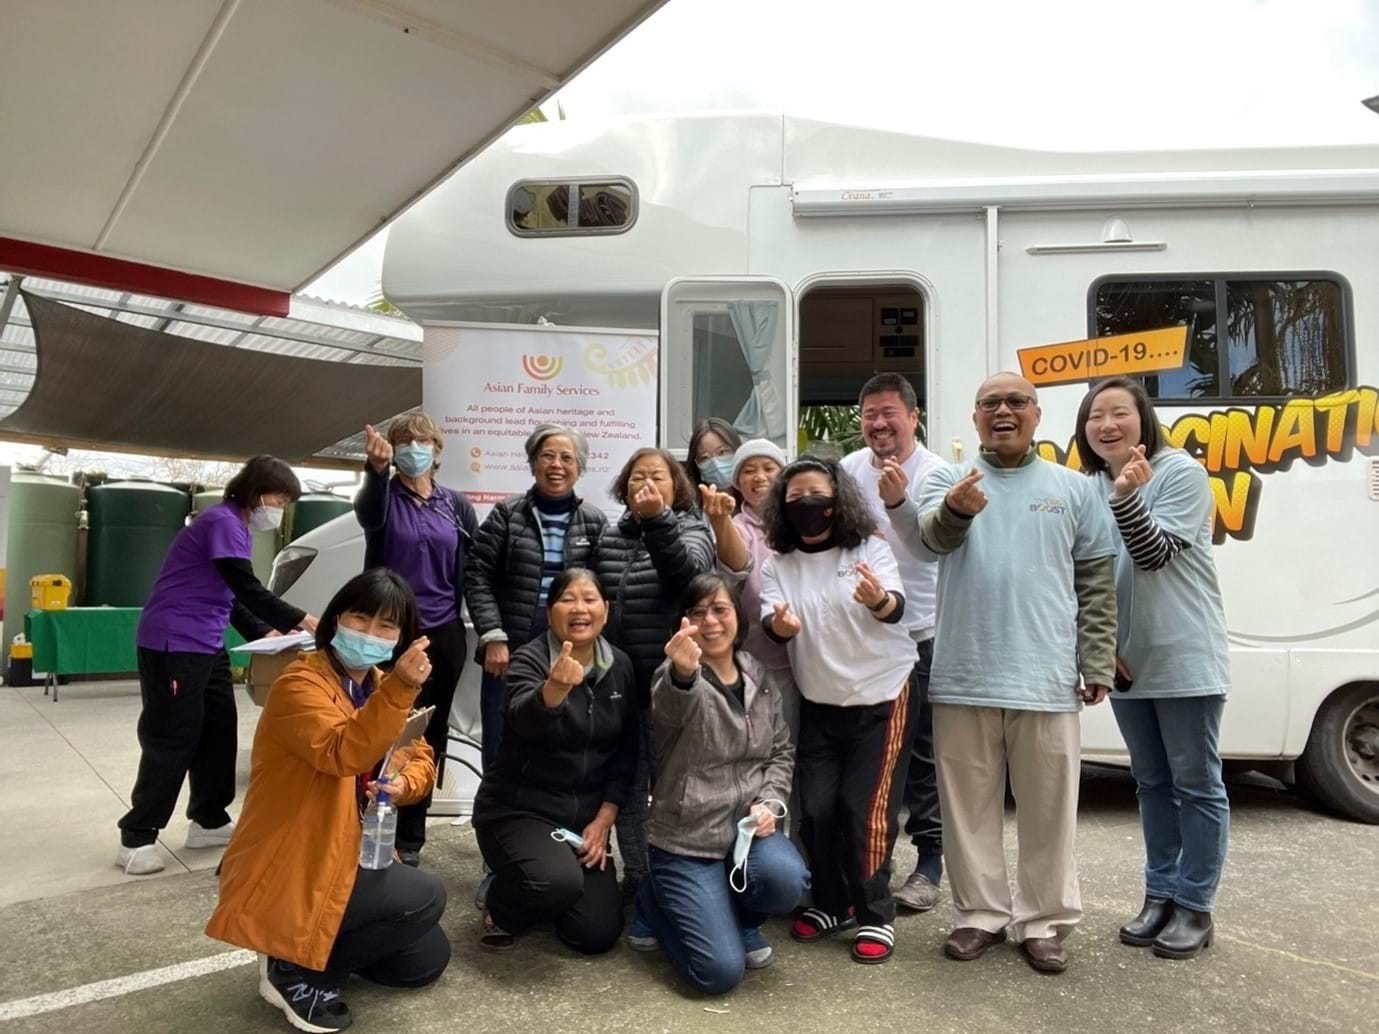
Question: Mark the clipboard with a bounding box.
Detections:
[381,705,434,776]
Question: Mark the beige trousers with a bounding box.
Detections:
[933,703,1082,941]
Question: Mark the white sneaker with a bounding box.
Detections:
[185,821,235,849]
[116,844,165,875]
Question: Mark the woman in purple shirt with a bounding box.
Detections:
[118,456,317,876]
[356,413,479,866]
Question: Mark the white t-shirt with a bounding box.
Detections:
[842,443,945,638]
[918,456,1115,712]
[759,536,916,708]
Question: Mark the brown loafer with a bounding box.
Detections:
[1021,936,1068,973]
[943,926,1006,961]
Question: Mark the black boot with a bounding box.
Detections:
[1120,896,1173,946]
[1152,905,1213,959]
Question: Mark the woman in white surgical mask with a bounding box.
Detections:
[117,455,319,877]
[354,412,478,867]
[627,573,807,994]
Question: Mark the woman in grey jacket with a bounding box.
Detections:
[627,573,808,994]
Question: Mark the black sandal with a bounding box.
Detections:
[480,911,515,951]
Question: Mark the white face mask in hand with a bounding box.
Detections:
[248,505,284,532]
[729,799,787,893]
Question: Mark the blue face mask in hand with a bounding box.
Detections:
[729,799,787,893]
[551,827,585,850]
[395,443,434,477]
[699,454,735,489]
[332,626,399,670]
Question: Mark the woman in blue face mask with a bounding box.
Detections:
[206,569,449,1034]
[685,417,743,494]
[627,573,808,994]
[354,413,479,867]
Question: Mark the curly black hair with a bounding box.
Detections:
[762,454,876,553]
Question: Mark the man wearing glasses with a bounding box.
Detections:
[885,372,1116,974]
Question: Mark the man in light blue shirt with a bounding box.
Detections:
[887,372,1116,975]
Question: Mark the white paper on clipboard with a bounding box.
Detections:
[382,705,434,775]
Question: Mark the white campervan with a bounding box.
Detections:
[275,113,1379,823]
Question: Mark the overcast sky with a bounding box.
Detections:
[308,0,1379,305]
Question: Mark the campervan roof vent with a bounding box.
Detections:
[1368,458,1379,502]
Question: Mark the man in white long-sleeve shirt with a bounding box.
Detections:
[840,373,946,912]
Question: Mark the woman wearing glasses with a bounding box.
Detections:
[626,573,807,993]
[684,417,743,493]
[1075,376,1229,960]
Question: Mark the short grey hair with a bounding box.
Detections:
[525,423,590,474]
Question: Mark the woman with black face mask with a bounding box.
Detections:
[758,456,919,965]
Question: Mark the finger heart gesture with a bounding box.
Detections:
[852,562,888,609]
[394,636,432,687]
[771,601,802,639]
[878,458,910,507]
[697,483,735,520]
[665,617,703,678]
[632,482,666,519]
[549,640,585,688]
[363,423,393,473]
[946,467,987,516]
[1113,444,1153,499]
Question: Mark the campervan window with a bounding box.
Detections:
[692,311,753,429]
[1090,274,1352,402]
[507,178,637,236]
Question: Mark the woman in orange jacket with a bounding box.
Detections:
[206,569,450,1033]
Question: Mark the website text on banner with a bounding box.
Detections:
[422,322,658,518]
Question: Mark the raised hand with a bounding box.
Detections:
[771,601,802,639]
[851,562,889,610]
[631,481,667,519]
[878,458,910,508]
[665,617,703,678]
[698,482,736,522]
[393,636,432,688]
[1113,444,1153,499]
[364,423,393,474]
[945,468,987,516]
[548,640,585,690]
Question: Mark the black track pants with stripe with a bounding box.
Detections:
[797,676,919,928]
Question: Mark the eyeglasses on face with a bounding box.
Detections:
[687,603,735,624]
[975,394,1035,413]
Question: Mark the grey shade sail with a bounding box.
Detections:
[3,291,420,465]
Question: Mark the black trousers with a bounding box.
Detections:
[119,647,236,848]
[308,863,450,988]
[475,815,624,954]
[902,638,943,855]
[395,618,466,851]
[797,677,919,928]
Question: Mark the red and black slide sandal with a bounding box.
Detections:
[791,907,859,943]
[851,923,896,964]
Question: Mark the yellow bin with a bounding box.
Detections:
[31,574,72,611]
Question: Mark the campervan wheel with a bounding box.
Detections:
[1297,683,1379,824]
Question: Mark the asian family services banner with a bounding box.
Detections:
[422,322,659,519]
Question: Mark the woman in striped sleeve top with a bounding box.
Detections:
[1077,376,1231,962]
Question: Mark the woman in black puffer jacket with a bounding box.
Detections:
[590,446,715,900]
[465,423,607,771]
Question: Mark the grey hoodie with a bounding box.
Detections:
[645,651,795,859]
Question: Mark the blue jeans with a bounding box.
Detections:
[640,832,809,994]
[1111,695,1230,912]
[479,670,505,773]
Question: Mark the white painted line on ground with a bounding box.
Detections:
[0,949,255,1021]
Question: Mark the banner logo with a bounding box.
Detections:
[521,354,564,381]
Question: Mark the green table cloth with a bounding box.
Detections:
[25,608,246,678]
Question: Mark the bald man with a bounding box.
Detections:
[885,372,1116,974]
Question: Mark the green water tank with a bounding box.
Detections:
[86,482,190,607]
[289,493,352,543]
[193,490,277,585]
[4,472,81,647]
